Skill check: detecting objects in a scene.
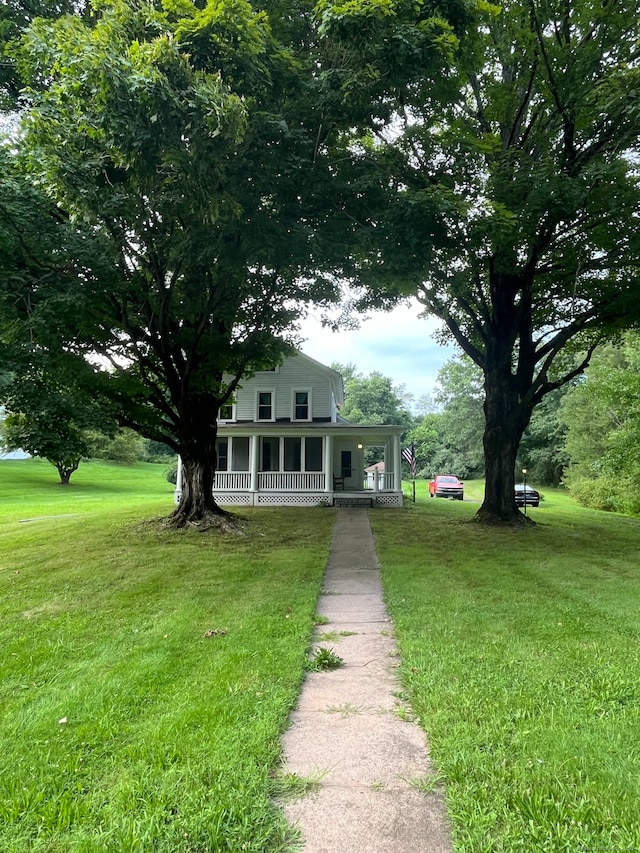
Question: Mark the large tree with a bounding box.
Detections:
[12,0,373,527]
[320,0,640,523]
[334,364,415,427]
[1,355,116,483]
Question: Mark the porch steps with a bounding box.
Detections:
[333,495,374,508]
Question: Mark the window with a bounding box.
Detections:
[293,390,311,421]
[261,437,279,471]
[271,437,324,472]
[257,391,274,421]
[219,402,234,421]
[284,437,302,472]
[231,437,249,472]
[216,438,228,472]
[305,437,323,471]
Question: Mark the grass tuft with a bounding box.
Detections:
[407,772,446,793]
[270,770,326,802]
[325,703,364,716]
[317,629,357,641]
[306,646,344,672]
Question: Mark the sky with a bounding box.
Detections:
[296,298,457,407]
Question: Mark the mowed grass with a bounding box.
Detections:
[373,487,640,852]
[0,457,176,521]
[0,460,334,853]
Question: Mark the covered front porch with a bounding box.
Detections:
[174,423,405,508]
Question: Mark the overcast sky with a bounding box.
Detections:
[297,298,457,406]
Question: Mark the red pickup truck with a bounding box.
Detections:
[429,475,464,500]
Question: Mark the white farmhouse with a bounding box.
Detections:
[175,351,405,508]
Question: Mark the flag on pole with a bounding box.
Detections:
[402,443,417,478]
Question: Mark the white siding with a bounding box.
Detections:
[233,354,334,421]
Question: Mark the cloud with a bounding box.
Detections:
[297,299,457,402]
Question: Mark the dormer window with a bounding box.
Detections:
[293,390,311,421]
[257,390,274,421]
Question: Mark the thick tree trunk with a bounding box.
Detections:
[168,399,234,529]
[476,365,533,525]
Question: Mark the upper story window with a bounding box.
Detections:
[218,402,235,422]
[257,390,274,421]
[293,390,311,421]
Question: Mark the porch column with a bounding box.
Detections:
[393,434,402,492]
[383,442,390,490]
[323,434,333,493]
[250,435,259,492]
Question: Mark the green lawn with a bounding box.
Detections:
[0,457,176,522]
[372,488,640,852]
[5,460,640,852]
[0,460,334,853]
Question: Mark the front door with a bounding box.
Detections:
[341,450,352,480]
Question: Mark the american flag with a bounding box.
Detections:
[402,443,417,478]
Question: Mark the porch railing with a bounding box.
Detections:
[214,472,251,490]
[366,472,395,491]
[212,471,396,492]
[259,472,326,491]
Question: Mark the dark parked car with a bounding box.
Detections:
[515,484,540,507]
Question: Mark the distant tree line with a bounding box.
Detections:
[560,332,640,516]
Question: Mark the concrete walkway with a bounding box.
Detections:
[279,509,452,853]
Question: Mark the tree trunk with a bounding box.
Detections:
[476,365,532,525]
[55,461,79,485]
[168,401,233,529]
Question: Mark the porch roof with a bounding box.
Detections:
[217,421,405,445]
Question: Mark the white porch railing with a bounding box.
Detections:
[259,472,326,491]
[365,472,395,491]
[213,471,397,492]
[214,472,251,490]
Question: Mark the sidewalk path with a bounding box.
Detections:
[280,508,452,853]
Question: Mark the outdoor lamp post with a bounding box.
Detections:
[522,468,527,516]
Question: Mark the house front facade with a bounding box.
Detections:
[174,352,405,508]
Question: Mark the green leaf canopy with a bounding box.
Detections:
[11,0,367,522]
[319,0,640,521]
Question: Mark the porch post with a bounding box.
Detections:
[383,442,389,489]
[250,435,259,493]
[393,433,402,492]
[176,455,183,495]
[324,433,333,493]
